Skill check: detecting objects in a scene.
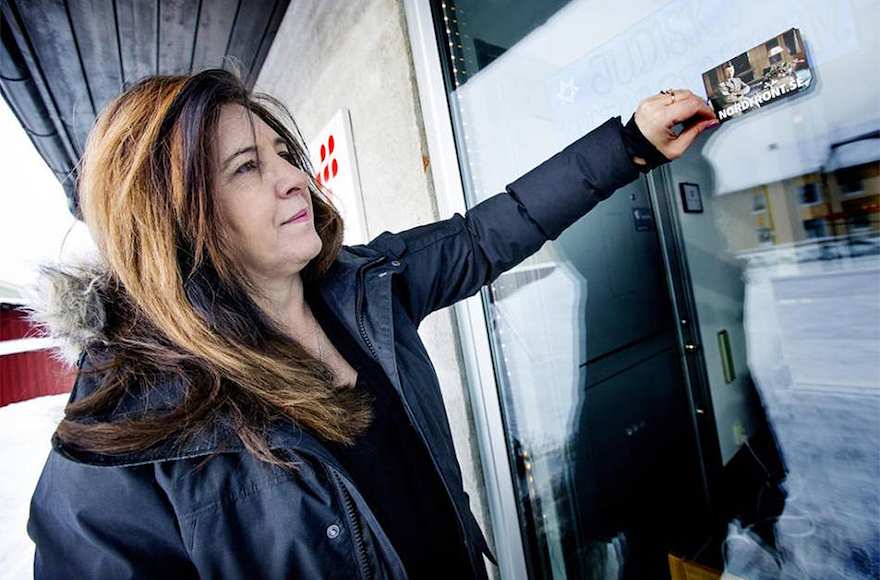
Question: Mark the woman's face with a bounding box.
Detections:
[211,103,322,280]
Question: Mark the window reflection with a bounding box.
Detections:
[712,156,879,580]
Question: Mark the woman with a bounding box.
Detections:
[26,69,717,579]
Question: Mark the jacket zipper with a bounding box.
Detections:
[356,256,385,360]
[327,465,373,580]
[356,258,475,575]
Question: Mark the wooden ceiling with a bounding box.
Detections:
[0,0,290,216]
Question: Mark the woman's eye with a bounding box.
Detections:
[235,160,257,175]
[233,151,295,175]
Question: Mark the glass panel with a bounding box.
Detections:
[432,1,879,579]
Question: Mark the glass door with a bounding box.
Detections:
[429,0,879,579]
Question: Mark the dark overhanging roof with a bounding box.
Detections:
[0,0,290,218]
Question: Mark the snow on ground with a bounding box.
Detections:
[0,394,67,580]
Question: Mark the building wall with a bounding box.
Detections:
[710,159,880,253]
[0,305,75,406]
[255,0,496,572]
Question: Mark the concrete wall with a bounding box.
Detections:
[255,0,496,574]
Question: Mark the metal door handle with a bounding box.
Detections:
[717,329,736,383]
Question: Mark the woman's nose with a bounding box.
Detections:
[275,166,310,199]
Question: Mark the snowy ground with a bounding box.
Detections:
[0,394,67,580]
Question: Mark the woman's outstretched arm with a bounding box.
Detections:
[366,90,718,326]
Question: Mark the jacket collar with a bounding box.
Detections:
[28,237,408,467]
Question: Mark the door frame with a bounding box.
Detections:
[646,165,725,515]
[402,1,529,578]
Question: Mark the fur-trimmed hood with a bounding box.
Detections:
[23,258,116,367]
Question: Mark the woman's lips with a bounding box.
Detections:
[282,208,308,225]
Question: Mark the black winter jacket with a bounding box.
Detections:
[26,116,641,579]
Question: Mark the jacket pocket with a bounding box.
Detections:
[169,451,369,580]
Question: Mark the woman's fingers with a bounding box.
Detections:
[633,88,719,160]
[666,117,720,158]
[669,93,716,125]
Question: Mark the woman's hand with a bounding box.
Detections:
[633,89,719,162]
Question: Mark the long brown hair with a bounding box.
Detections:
[57,69,373,471]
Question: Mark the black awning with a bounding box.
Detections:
[0,0,289,217]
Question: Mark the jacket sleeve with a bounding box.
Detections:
[27,452,199,579]
[371,116,640,325]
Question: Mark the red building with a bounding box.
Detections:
[0,297,75,407]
